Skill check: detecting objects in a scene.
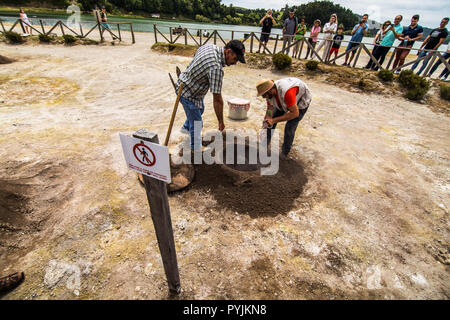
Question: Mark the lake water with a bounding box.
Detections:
[1,12,443,52]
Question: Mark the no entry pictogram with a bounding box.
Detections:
[133,143,156,167]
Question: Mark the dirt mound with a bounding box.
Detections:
[0,55,14,64]
[151,42,198,57]
[0,161,73,267]
[189,156,308,218]
[245,53,273,69]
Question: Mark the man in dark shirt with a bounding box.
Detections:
[412,17,448,76]
[392,14,423,73]
[257,9,276,53]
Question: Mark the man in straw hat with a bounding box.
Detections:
[176,40,246,153]
[256,77,311,159]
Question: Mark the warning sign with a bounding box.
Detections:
[120,134,171,183]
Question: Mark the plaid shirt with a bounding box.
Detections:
[176,44,225,108]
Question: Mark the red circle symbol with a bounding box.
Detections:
[133,143,156,167]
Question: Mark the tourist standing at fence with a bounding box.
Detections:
[391,15,423,73]
[292,18,307,58]
[19,8,32,35]
[365,20,391,69]
[365,15,403,71]
[427,42,450,80]
[315,14,338,61]
[329,26,344,63]
[257,10,276,54]
[177,40,246,153]
[412,17,448,76]
[256,77,312,159]
[282,10,298,55]
[342,14,369,66]
[99,6,117,40]
[305,20,321,59]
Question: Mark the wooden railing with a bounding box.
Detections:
[0,18,135,43]
[152,24,450,78]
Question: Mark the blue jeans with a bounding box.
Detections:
[267,107,308,155]
[180,97,204,150]
[412,50,433,76]
[428,52,450,78]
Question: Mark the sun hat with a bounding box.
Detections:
[256,79,274,97]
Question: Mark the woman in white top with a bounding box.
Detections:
[19,8,32,35]
[315,13,338,61]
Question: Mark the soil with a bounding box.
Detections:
[0,54,14,64]
[188,156,308,218]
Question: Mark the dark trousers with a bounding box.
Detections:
[366,45,390,70]
[267,107,308,155]
[305,38,317,59]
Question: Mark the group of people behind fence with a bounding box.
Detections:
[258,9,449,80]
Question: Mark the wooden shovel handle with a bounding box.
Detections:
[164,82,184,147]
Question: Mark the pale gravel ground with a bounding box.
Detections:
[0,31,449,300]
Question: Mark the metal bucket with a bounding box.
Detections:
[227,98,250,120]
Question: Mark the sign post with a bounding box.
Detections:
[121,128,181,295]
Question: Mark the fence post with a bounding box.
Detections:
[386,48,396,70]
[231,30,234,40]
[352,44,362,68]
[19,19,26,34]
[117,24,121,41]
[199,29,202,46]
[130,23,135,44]
[153,24,158,43]
[169,27,173,43]
[59,21,65,36]
[39,19,45,34]
[184,29,187,45]
[214,30,217,45]
[274,34,279,54]
[250,32,254,53]
[298,39,304,59]
[79,23,83,37]
[97,22,104,42]
[132,129,181,295]
[422,52,438,77]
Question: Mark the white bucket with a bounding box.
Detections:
[227,98,250,120]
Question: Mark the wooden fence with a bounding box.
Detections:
[153,24,450,77]
[0,17,135,43]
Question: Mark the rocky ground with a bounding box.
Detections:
[0,31,449,300]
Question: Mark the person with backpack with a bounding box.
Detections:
[99,6,117,40]
[282,10,298,56]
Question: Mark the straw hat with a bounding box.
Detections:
[256,79,274,97]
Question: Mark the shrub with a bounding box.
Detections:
[5,31,24,44]
[397,70,431,101]
[358,78,366,89]
[305,60,319,71]
[377,69,394,82]
[272,53,292,70]
[39,34,52,43]
[440,84,450,101]
[63,34,77,44]
[195,14,211,23]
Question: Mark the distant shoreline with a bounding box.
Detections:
[0,6,260,28]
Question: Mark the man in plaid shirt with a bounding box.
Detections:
[176,40,246,151]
